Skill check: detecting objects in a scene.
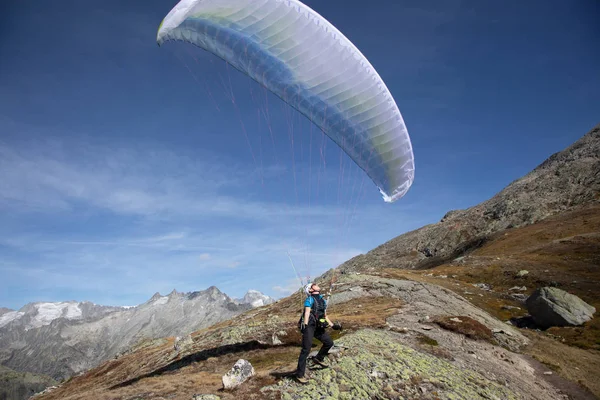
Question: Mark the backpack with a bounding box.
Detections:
[297,295,328,330]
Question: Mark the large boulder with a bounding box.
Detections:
[222,359,254,390]
[526,287,596,328]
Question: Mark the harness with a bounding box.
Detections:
[309,294,327,322]
[304,294,328,329]
[297,293,329,331]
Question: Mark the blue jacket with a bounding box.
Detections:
[304,294,327,310]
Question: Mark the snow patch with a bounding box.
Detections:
[0,311,25,328]
[30,302,82,328]
[152,297,169,306]
[250,299,267,307]
[240,290,274,308]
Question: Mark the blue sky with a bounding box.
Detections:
[1,0,598,310]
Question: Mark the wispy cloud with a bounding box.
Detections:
[273,279,304,296]
[0,138,243,216]
[0,132,358,227]
[0,133,390,307]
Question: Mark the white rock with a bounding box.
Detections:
[222,359,254,390]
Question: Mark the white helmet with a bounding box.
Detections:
[304,283,313,296]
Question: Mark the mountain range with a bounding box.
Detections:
[0,287,274,386]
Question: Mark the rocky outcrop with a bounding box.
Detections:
[331,275,526,352]
[222,359,255,390]
[338,123,600,273]
[526,287,596,328]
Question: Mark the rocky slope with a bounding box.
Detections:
[0,287,271,383]
[338,123,600,273]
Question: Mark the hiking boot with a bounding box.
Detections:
[295,376,309,384]
[311,357,328,367]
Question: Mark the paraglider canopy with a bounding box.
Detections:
[157,0,415,202]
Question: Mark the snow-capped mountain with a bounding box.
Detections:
[237,290,275,307]
[0,301,122,330]
[0,287,272,381]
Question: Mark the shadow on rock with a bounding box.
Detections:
[510,315,538,329]
[269,370,297,379]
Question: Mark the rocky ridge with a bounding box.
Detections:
[338,123,600,273]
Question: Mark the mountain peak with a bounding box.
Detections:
[0,301,122,331]
[149,292,162,301]
[240,290,275,307]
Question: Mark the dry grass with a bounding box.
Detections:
[416,333,439,347]
[329,296,404,330]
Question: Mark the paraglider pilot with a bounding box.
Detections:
[295,282,341,384]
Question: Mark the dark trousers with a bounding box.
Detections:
[296,323,333,378]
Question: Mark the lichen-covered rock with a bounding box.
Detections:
[268,329,519,400]
[526,287,596,328]
[222,359,254,390]
[192,395,220,400]
[333,274,527,351]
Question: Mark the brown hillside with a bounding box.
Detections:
[378,204,600,396]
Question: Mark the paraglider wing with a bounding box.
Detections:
[157,0,414,202]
